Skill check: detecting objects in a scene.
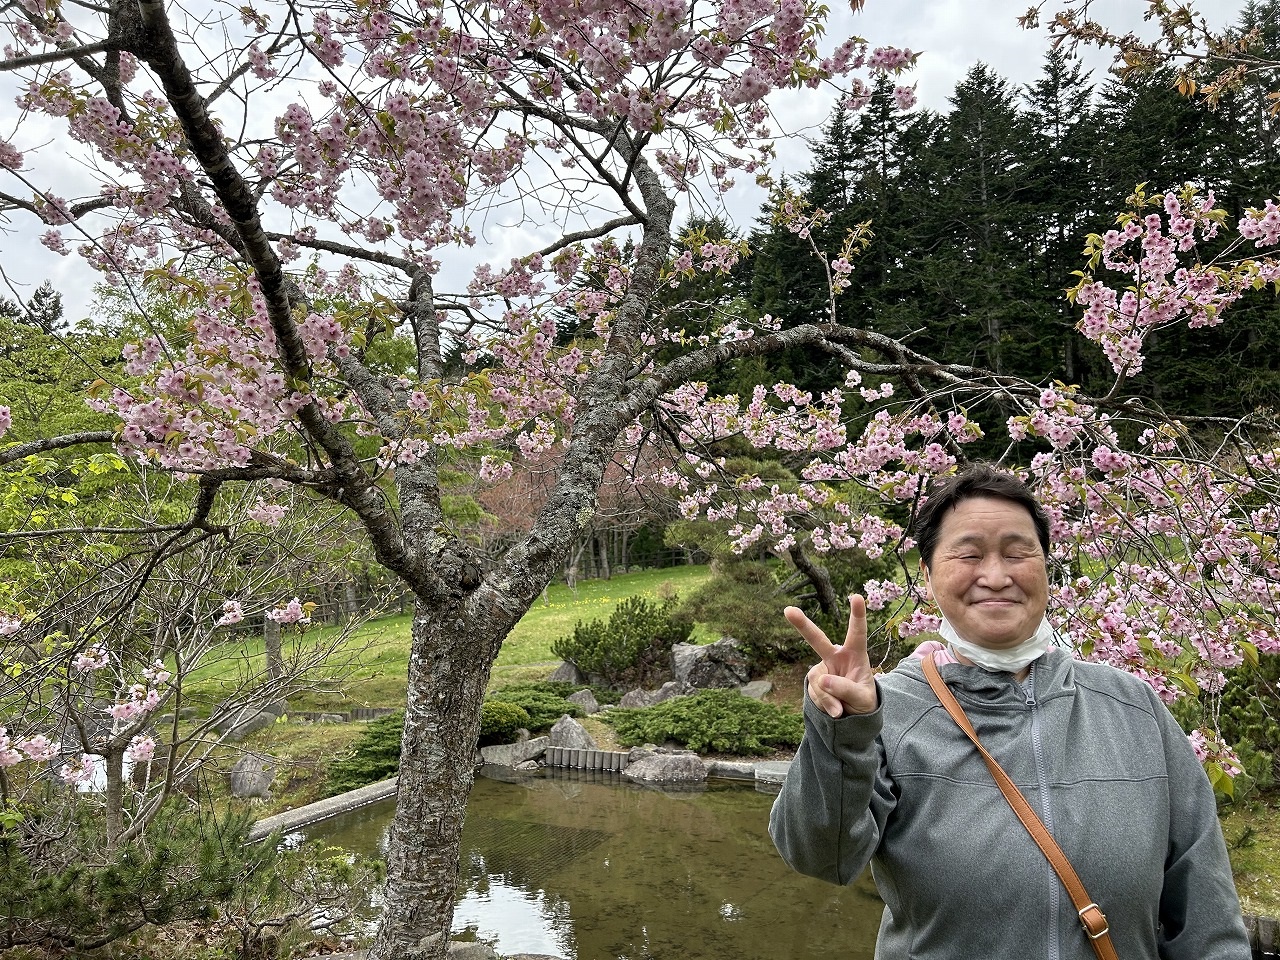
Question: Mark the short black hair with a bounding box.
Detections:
[913,463,1050,568]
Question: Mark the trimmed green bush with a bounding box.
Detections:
[603,689,803,755]
[487,682,583,730]
[551,595,693,689]
[480,700,531,746]
[326,711,404,795]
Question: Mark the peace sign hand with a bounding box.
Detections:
[785,594,879,718]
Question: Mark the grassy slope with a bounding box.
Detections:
[183,565,714,715]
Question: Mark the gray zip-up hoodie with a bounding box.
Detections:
[769,648,1251,960]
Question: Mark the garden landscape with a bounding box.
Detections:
[2,0,1280,957]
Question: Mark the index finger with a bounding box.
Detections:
[784,606,838,660]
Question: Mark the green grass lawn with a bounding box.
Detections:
[181,564,713,714]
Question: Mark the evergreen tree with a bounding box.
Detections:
[1022,51,1111,392]
[906,64,1047,378]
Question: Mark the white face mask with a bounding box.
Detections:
[938,615,1061,674]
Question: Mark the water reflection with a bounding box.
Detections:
[304,768,883,960]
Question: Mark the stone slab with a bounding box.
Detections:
[705,759,757,781]
[754,760,791,785]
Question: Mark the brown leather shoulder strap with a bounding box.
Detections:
[920,654,1119,960]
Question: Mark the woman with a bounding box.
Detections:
[769,463,1251,960]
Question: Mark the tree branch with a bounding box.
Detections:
[0,41,115,71]
[0,431,115,466]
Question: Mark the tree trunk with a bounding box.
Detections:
[369,595,514,960]
[263,616,283,683]
[341,579,360,622]
[787,543,840,615]
[104,749,124,850]
[596,533,610,580]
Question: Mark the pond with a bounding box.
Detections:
[303,768,883,959]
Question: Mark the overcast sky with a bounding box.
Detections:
[0,0,1247,323]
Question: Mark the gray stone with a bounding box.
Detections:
[228,753,276,799]
[318,713,347,723]
[705,759,757,781]
[652,680,693,704]
[670,638,751,689]
[754,760,791,786]
[218,708,277,742]
[479,735,549,767]
[546,660,584,684]
[448,942,497,960]
[738,680,773,700]
[549,715,597,751]
[514,759,540,772]
[565,689,599,714]
[623,747,707,785]
[619,688,655,708]
[619,681,692,709]
[260,699,288,717]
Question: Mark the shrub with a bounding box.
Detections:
[0,803,279,950]
[603,689,804,755]
[487,682,583,730]
[551,595,693,689]
[326,711,404,795]
[681,562,800,669]
[682,557,901,670]
[479,700,531,746]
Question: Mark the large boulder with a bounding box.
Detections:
[549,715,597,751]
[670,638,751,689]
[738,680,773,701]
[229,753,276,799]
[546,660,584,684]
[623,747,706,785]
[619,681,692,709]
[479,736,549,767]
[565,689,599,715]
[216,707,277,742]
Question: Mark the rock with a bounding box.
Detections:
[705,759,757,781]
[651,680,693,704]
[754,760,791,787]
[448,943,498,960]
[566,689,599,714]
[513,759,540,772]
[619,688,654,708]
[318,713,347,723]
[229,753,276,799]
[479,736,549,767]
[260,699,289,717]
[217,707,277,742]
[549,715,597,750]
[623,747,706,785]
[546,660,584,684]
[619,681,692,709]
[738,680,773,700]
[670,638,751,689]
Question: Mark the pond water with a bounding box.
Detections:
[303,768,883,959]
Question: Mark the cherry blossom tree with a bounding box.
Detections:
[0,0,1278,957]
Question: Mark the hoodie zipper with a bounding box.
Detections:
[1024,666,1060,960]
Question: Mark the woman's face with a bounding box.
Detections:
[922,495,1049,649]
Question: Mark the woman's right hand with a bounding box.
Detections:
[785,594,879,718]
